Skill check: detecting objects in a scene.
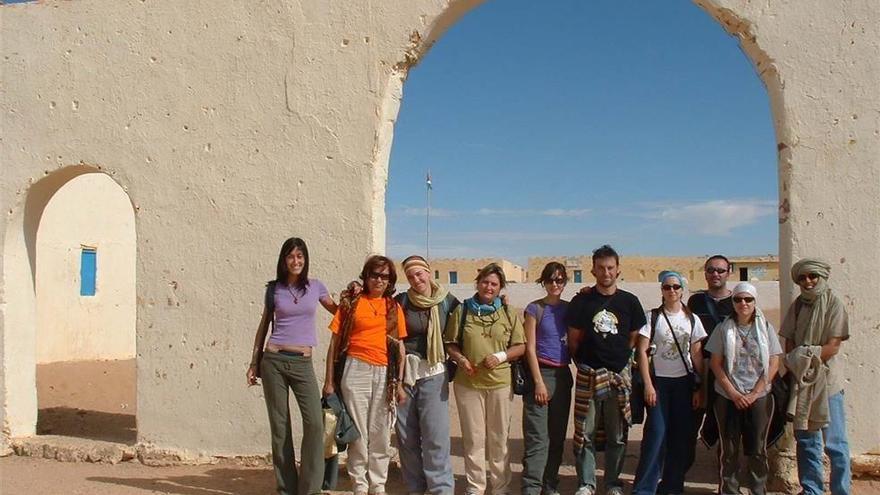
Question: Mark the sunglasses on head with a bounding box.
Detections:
[733,296,755,304]
[796,273,820,283]
[661,284,682,291]
[367,272,391,281]
[705,267,729,274]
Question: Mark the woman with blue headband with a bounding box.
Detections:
[632,270,707,495]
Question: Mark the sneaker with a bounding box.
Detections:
[575,487,595,495]
[605,488,624,495]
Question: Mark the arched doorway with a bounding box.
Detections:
[2,166,137,444]
[378,1,787,491]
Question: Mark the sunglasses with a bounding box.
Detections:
[705,267,729,274]
[733,296,755,304]
[545,277,567,286]
[661,284,682,291]
[367,272,391,281]
[796,273,820,283]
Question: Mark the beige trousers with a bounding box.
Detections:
[454,383,513,494]
[341,356,393,494]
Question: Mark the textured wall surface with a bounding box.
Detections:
[1,0,878,456]
[35,173,136,363]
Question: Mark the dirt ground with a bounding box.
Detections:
[6,347,878,495]
[35,359,137,444]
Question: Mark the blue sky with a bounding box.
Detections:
[386,1,777,265]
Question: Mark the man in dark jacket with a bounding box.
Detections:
[686,255,734,459]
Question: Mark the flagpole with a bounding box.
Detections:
[426,169,431,261]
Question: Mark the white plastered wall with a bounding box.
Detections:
[1,0,878,457]
[35,173,135,364]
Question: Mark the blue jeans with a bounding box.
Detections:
[632,376,694,495]
[396,372,454,494]
[795,390,851,495]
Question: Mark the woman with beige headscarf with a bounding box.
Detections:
[780,258,850,495]
[394,255,460,494]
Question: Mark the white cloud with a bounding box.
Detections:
[398,207,457,218]
[395,206,590,218]
[646,199,776,236]
[476,208,590,217]
[541,208,591,217]
[433,231,591,242]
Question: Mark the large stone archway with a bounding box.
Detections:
[368,0,879,460]
[1,0,877,463]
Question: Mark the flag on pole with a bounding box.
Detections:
[426,171,432,190]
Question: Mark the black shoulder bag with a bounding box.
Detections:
[504,305,530,395]
[630,308,659,424]
[446,304,468,382]
[252,281,277,379]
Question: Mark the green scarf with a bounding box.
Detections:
[406,280,449,366]
[791,258,831,344]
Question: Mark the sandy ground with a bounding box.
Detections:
[4,358,877,494]
[3,429,879,495]
[36,359,137,444]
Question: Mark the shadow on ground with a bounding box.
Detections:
[88,468,276,495]
[38,407,136,444]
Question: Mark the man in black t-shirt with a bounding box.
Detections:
[566,245,646,495]
[687,254,734,337]
[685,255,734,457]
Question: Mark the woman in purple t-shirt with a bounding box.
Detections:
[247,237,338,495]
[521,261,572,495]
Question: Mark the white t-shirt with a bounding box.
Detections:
[637,309,707,378]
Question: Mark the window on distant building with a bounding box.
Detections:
[449,271,458,284]
[80,246,97,296]
[573,270,582,284]
[435,270,440,280]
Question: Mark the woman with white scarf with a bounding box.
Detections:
[704,282,782,495]
[394,256,460,495]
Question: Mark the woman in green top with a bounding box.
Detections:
[444,263,525,495]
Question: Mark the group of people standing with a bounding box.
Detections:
[248,238,852,495]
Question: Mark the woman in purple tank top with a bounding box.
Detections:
[247,237,338,495]
[521,261,572,495]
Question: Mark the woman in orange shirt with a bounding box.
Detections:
[324,255,407,495]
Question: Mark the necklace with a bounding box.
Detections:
[366,298,383,316]
[287,285,300,304]
[476,312,500,338]
[737,323,752,350]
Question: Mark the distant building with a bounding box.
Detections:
[527,255,779,290]
[408,258,527,284]
[728,255,780,284]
